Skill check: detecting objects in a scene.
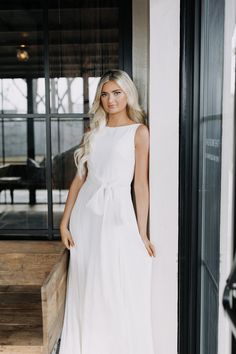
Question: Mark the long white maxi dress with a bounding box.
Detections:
[59,123,155,354]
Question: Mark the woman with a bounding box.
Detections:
[59,69,156,354]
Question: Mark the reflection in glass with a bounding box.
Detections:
[0,78,45,114]
[0,79,27,114]
[49,0,119,114]
[50,77,84,113]
[33,78,46,114]
[0,118,47,229]
[88,77,100,108]
[0,3,45,114]
[198,0,224,352]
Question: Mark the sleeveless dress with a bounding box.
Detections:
[58,123,154,354]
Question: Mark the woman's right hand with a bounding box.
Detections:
[60,226,75,249]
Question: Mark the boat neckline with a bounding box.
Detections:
[105,123,141,128]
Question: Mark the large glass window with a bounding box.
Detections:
[179,0,225,351]
[0,117,47,230]
[198,0,224,351]
[0,0,132,239]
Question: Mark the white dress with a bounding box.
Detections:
[59,123,155,354]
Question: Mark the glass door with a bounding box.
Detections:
[179,0,225,353]
[197,0,224,352]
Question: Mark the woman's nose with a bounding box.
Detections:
[108,94,114,103]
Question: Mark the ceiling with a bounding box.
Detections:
[0,0,120,78]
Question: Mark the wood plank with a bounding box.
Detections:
[42,272,67,351]
[0,287,43,346]
[0,291,41,309]
[0,241,65,255]
[0,285,41,293]
[0,241,68,353]
[41,249,69,354]
[0,325,43,346]
[0,308,42,325]
[0,345,43,353]
[0,254,59,286]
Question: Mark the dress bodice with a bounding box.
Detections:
[83,123,143,226]
[87,123,142,185]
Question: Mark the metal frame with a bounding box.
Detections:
[178,0,201,353]
[0,0,132,240]
[231,36,236,354]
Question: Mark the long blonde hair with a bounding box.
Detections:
[74,69,146,178]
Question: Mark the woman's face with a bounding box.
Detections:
[100,80,128,115]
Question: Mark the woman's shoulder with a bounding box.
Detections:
[135,123,149,147]
[136,123,149,136]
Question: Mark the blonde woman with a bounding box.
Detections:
[59,69,156,354]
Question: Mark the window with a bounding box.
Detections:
[0,0,132,239]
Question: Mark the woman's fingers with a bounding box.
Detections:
[149,242,156,257]
[144,240,156,257]
[66,235,75,248]
[64,238,74,249]
[69,235,75,247]
[65,239,70,249]
[60,228,75,249]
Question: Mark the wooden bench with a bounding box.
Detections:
[0,241,69,354]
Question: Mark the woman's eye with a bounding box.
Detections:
[114,91,121,96]
[101,93,107,97]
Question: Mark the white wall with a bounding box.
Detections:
[133,1,236,353]
[149,1,180,353]
[218,1,236,353]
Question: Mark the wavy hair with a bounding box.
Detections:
[74,69,146,178]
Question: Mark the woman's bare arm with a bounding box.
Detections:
[60,168,87,230]
[133,125,156,257]
[60,166,88,249]
[60,127,90,249]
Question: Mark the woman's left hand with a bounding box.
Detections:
[141,236,156,257]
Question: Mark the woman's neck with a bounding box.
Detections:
[107,112,132,126]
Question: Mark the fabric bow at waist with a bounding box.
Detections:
[85,174,131,226]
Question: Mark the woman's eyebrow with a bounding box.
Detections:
[101,89,121,93]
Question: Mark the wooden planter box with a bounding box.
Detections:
[0,241,69,354]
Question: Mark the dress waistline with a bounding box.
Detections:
[85,174,131,225]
